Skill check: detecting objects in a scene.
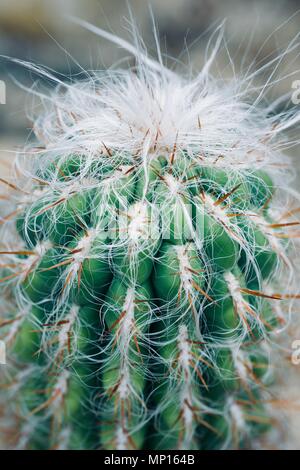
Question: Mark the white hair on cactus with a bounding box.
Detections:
[0,14,300,451]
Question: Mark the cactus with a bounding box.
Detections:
[0,24,299,450]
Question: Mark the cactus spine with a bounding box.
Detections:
[0,25,299,450]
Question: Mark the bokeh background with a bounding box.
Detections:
[0,0,300,448]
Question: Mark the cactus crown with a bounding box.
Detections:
[0,23,299,450]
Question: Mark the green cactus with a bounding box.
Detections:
[0,26,299,451]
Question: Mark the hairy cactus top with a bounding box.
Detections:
[0,23,300,450]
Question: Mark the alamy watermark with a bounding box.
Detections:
[93,203,205,242]
[291,339,300,365]
[0,80,6,104]
[0,340,6,365]
[291,80,300,105]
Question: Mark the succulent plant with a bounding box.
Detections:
[0,23,299,450]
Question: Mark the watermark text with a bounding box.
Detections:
[291,80,300,105]
[0,80,6,104]
[0,340,6,365]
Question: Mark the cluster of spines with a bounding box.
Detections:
[0,147,298,450]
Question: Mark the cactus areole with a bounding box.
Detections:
[0,23,299,450]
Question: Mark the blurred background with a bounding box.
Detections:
[0,0,299,448]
